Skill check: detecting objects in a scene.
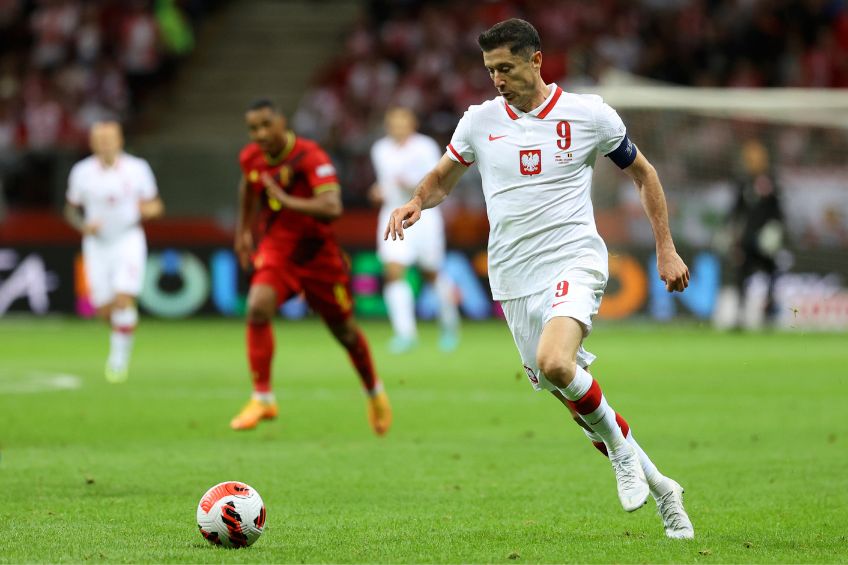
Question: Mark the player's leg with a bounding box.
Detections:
[326,316,391,436]
[536,318,631,453]
[378,210,418,353]
[550,390,694,538]
[230,281,281,430]
[418,212,459,352]
[535,267,651,512]
[549,386,667,488]
[104,292,137,383]
[305,277,391,436]
[421,269,460,351]
[383,261,417,353]
[106,231,147,382]
[537,316,648,511]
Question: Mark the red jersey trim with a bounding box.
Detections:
[536,85,563,119]
[503,101,520,120]
[448,144,473,166]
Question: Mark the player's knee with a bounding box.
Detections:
[537,353,576,388]
[247,305,272,323]
[384,263,404,282]
[114,294,135,309]
[246,298,274,323]
[246,286,276,322]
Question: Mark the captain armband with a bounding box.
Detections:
[605,134,638,169]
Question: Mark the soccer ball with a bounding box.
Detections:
[196,481,266,548]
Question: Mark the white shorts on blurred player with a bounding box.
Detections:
[83,228,147,308]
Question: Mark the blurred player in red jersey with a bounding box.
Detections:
[230,99,391,435]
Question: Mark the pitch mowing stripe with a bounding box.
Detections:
[0,372,82,394]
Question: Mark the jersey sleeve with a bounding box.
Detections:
[137,159,159,200]
[595,100,638,169]
[238,148,264,193]
[302,146,340,194]
[66,163,83,205]
[446,110,476,167]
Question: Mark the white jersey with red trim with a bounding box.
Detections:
[371,133,442,209]
[446,84,630,300]
[66,152,158,243]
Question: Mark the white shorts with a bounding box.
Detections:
[378,207,445,272]
[83,228,147,307]
[501,267,606,392]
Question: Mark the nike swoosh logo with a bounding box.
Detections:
[551,301,568,308]
[488,134,507,141]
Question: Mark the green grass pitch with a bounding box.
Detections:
[1,317,846,563]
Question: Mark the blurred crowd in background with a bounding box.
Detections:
[0,0,216,210]
[293,0,848,199]
[0,0,214,151]
[1,0,846,241]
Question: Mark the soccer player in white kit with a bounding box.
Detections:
[371,107,460,353]
[64,121,164,383]
[385,19,694,539]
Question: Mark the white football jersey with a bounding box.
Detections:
[66,153,158,242]
[447,85,634,300]
[371,133,442,210]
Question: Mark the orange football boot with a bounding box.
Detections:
[230,398,278,431]
[367,390,392,436]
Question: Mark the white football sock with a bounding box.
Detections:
[559,365,628,452]
[434,275,459,333]
[628,433,670,496]
[109,305,138,369]
[384,280,416,339]
[583,428,671,498]
[583,427,669,496]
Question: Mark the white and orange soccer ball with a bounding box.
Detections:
[196,481,266,548]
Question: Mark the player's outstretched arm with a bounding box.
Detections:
[384,154,466,241]
[623,152,690,293]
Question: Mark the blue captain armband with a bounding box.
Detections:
[605,134,638,169]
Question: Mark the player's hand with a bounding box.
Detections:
[234,229,254,270]
[260,173,288,207]
[657,249,689,292]
[384,199,422,241]
[82,221,101,236]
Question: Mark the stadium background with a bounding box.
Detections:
[2,2,848,563]
[1,0,847,329]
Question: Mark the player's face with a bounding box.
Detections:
[483,46,542,110]
[385,109,416,142]
[742,141,769,175]
[245,107,286,154]
[89,122,123,164]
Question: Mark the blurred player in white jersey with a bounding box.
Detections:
[370,107,460,353]
[64,121,164,383]
[386,19,694,538]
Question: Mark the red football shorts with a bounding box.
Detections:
[251,239,353,324]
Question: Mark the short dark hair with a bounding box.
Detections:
[477,19,541,58]
[247,98,278,113]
